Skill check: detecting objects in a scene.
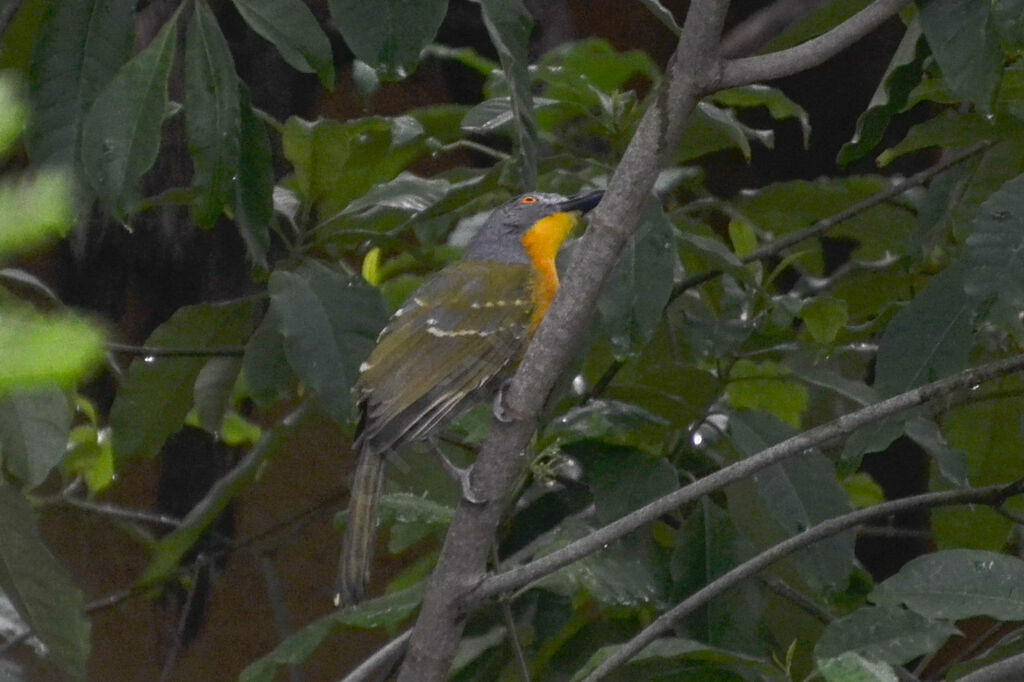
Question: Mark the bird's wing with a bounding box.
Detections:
[356,261,536,453]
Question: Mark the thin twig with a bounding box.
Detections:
[957,651,1024,682]
[758,575,833,624]
[474,354,1024,603]
[581,482,1022,681]
[43,496,182,529]
[107,341,246,358]
[158,558,203,682]
[720,0,828,58]
[340,630,412,682]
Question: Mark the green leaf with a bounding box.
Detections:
[193,357,242,433]
[231,0,335,88]
[233,84,273,268]
[818,652,899,682]
[239,581,426,682]
[0,306,105,395]
[920,0,1003,112]
[726,360,808,428]
[80,11,178,218]
[241,306,294,406]
[0,483,89,681]
[573,445,678,526]
[573,637,776,682]
[904,416,967,487]
[185,0,241,229]
[964,171,1024,310]
[874,265,972,397]
[842,473,884,509]
[713,84,811,148]
[0,73,27,155]
[678,101,773,163]
[598,199,678,358]
[877,110,996,167]
[815,605,959,665]
[0,388,72,488]
[730,411,854,592]
[537,518,670,609]
[268,262,388,421]
[547,399,669,450]
[672,499,766,653]
[110,298,259,462]
[871,549,1024,620]
[726,219,757,258]
[327,0,448,80]
[26,0,134,205]
[838,20,926,165]
[0,169,73,256]
[477,0,537,189]
[282,115,429,218]
[62,425,115,494]
[800,297,848,344]
[376,493,453,554]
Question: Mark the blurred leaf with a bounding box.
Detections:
[727,219,757,258]
[267,262,388,421]
[328,0,447,80]
[234,85,273,268]
[730,411,854,592]
[377,493,453,554]
[838,20,926,165]
[110,298,259,462]
[548,399,668,450]
[193,357,242,433]
[713,84,811,148]
[934,378,1024,549]
[185,0,241,229]
[948,135,1024,242]
[0,75,26,156]
[678,101,773,163]
[815,605,958,664]
[231,0,335,88]
[842,473,884,509]
[476,0,537,188]
[80,12,178,218]
[818,652,899,682]
[800,297,848,344]
[62,425,115,494]
[766,0,871,52]
[791,366,877,407]
[219,411,261,447]
[874,265,972,397]
[573,637,776,682]
[904,416,967,487]
[0,306,104,395]
[26,0,133,205]
[451,625,507,676]
[240,581,426,682]
[0,169,73,256]
[726,360,808,428]
[0,483,89,681]
[992,0,1024,50]
[920,0,1002,112]
[598,199,678,358]
[242,306,294,406]
[573,444,678,525]
[871,550,1024,620]
[0,388,71,488]
[877,110,996,167]
[673,499,766,653]
[282,115,429,218]
[964,171,1024,310]
[537,517,670,609]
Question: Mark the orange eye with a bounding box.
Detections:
[520,196,538,204]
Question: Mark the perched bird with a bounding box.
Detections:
[335,189,604,607]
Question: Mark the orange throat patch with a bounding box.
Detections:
[520,211,580,329]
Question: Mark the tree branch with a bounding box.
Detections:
[394,2,732,679]
[581,481,1024,681]
[720,0,828,59]
[720,0,911,89]
[473,354,1024,602]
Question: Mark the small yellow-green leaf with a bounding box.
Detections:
[726,359,808,428]
[0,75,27,155]
[362,246,382,285]
[62,425,115,494]
[843,473,884,509]
[727,219,757,258]
[801,297,849,344]
[0,308,104,394]
[220,410,261,447]
[0,169,73,256]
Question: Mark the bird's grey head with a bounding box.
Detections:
[463,190,604,264]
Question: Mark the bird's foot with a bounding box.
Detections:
[493,380,524,423]
[429,439,485,505]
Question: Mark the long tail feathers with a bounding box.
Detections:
[334,446,385,608]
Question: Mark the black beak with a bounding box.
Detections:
[559,189,604,214]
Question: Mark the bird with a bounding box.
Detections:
[334,189,604,607]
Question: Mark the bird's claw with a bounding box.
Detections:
[430,439,485,505]
[493,380,520,423]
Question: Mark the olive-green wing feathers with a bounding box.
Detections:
[355,261,535,454]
